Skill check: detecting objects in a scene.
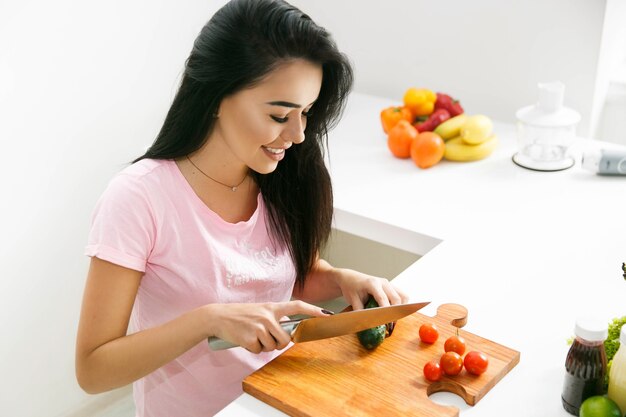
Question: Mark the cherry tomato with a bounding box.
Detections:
[464,351,489,375]
[419,323,439,344]
[440,351,463,376]
[423,360,442,382]
[444,335,466,356]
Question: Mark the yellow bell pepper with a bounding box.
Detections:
[403,87,436,117]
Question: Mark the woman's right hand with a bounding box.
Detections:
[206,300,331,354]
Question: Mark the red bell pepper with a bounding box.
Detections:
[414,108,450,132]
[434,93,464,117]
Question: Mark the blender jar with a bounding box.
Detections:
[513,81,581,171]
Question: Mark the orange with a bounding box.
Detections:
[387,120,418,159]
[410,131,445,168]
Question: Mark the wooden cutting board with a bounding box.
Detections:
[243,303,520,417]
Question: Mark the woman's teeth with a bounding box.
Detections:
[263,147,284,154]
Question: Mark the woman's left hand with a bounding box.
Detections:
[334,268,409,310]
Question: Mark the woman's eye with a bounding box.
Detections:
[271,111,311,124]
[271,115,289,123]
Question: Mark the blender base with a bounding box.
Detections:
[512,153,575,172]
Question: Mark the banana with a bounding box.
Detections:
[433,114,468,140]
[460,114,493,145]
[443,135,498,162]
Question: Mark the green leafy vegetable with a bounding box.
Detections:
[606,316,625,361]
[605,316,625,386]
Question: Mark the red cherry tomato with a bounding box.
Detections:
[444,335,466,356]
[423,360,442,382]
[440,351,463,376]
[464,351,489,375]
[419,323,439,344]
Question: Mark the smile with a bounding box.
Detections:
[262,146,286,161]
[262,146,285,154]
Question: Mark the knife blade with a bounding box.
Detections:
[208,301,429,350]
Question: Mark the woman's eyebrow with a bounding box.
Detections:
[265,100,316,109]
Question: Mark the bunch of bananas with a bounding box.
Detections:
[434,114,498,161]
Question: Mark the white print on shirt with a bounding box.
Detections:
[225,242,286,288]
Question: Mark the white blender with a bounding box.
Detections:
[513,81,581,171]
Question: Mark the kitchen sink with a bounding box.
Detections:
[317,228,421,312]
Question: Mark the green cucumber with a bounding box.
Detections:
[357,296,387,350]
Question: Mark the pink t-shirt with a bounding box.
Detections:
[85,159,296,416]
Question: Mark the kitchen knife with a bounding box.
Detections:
[208,301,430,350]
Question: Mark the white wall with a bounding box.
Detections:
[592,0,626,143]
[0,1,616,416]
[0,1,226,416]
[291,0,608,137]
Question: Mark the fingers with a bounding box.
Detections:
[367,279,409,308]
[242,319,290,353]
[349,294,365,311]
[242,301,330,353]
[277,300,331,318]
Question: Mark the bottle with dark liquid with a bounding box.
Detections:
[561,318,608,415]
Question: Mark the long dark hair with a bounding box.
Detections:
[134,0,353,289]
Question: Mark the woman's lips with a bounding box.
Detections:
[262,146,285,161]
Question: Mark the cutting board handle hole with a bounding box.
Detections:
[427,385,472,411]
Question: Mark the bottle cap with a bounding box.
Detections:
[574,317,608,342]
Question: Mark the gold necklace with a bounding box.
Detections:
[186,156,248,192]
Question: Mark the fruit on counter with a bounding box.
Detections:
[410,132,445,169]
[433,114,469,140]
[443,135,498,162]
[579,395,622,417]
[357,296,395,350]
[464,351,489,376]
[381,89,500,166]
[419,323,439,344]
[380,105,413,134]
[440,351,464,376]
[414,108,450,133]
[460,114,494,145]
[444,335,467,356]
[434,92,464,117]
[423,360,443,382]
[387,120,418,159]
[403,87,437,117]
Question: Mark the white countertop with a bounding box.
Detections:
[217,92,626,417]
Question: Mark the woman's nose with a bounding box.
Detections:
[285,116,306,144]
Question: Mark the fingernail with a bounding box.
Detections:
[321,309,334,315]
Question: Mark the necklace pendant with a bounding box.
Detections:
[231,186,237,192]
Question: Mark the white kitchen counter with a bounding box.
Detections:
[217,92,626,416]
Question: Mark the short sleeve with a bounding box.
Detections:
[85,173,156,272]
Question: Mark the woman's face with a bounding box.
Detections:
[212,59,323,174]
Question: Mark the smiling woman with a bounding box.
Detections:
[75,0,408,416]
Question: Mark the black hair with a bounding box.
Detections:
[134,0,353,289]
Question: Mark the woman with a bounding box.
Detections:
[75,0,408,415]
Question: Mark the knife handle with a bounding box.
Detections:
[208,321,300,351]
